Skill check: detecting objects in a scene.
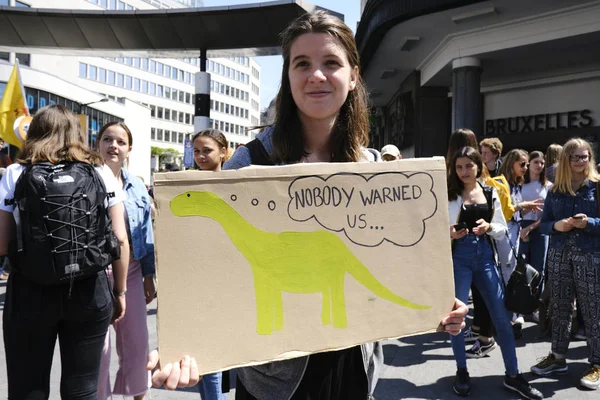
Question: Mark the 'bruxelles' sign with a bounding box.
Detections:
[485,109,593,135]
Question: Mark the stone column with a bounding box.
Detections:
[452,57,482,135]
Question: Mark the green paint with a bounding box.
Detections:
[171,191,430,335]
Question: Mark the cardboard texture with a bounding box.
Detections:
[154,157,455,374]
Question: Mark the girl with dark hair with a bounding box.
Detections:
[96,122,156,400]
[147,10,468,400]
[447,147,542,399]
[192,128,229,399]
[519,151,552,300]
[0,105,130,399]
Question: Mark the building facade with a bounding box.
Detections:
[0,0,261,176]
[357,0,600,158]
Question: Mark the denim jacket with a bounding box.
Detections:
[122,168,156,276]
[539,180,600,252]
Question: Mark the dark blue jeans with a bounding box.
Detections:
[518,220,548,279]
[3,271,113,399]
[451,234,518,376]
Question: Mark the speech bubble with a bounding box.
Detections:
[287,172,437,247]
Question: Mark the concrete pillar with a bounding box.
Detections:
[8,0,16,64]
[452,57,482,135]
[193,49,210,133]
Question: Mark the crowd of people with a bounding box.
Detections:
[0,9,598,400]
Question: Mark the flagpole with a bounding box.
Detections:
[14,58,30,117]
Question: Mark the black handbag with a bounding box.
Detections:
[501,230,543,314]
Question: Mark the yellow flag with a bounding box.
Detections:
[0,61,29,148]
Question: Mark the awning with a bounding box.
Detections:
[0,1,341,58]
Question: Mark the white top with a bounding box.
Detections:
[521,180,553,221]
[0,163,125,213]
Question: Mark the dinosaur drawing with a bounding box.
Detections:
[170,191,430,335]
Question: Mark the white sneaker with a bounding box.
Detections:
[513,316,525,325]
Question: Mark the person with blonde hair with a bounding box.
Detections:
[480,137,503,177]
[531,138,600,390]
[0,104,130,399]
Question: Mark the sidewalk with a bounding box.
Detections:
[0,279,596,399]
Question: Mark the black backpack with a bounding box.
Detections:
[6,162,120,285]
[244,138,275,166]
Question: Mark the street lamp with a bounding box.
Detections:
[76,97,109,112]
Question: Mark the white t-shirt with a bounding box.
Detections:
[0,163,125,213]
[521,180,553,221]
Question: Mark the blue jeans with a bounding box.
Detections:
[519,220,548,283]
[451,234,519,376]
[197,372,225,400]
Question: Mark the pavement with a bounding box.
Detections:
[0,278,597,399]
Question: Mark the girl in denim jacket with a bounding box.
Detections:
[97,122,156,400]
[531,138,600,390]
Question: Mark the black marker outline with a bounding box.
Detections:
[286,171,438,248]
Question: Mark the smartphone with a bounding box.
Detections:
[455,222,468,231]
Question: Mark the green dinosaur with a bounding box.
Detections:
[170,191,430,335]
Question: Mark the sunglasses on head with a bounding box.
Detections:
[570,154,589,162]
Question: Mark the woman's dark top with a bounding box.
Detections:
[460,203,493,230]
[235,346,368,400]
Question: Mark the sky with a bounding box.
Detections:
[202,0,361,110]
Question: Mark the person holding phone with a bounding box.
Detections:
[531,138,600,390]
[448,147,542,399]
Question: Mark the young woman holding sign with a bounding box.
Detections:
[146,11,468,399]
[448,146,542,399]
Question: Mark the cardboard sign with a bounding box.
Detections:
[154,157,454,374]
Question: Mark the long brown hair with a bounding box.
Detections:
[272,10,369,163]
[545,143,562,166]
[445,128,489,179]
[17,104,103,165]
[447,147,484,201]
[553,138,600,195]
[524,150,547,186]
[500,149,528,186]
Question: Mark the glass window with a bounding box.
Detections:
[225,104,229,114]
[164,131,170,142]
[157,107,163,119]
[149,82,156,96]
[141,58,148,70]
[178,91,184,102]
[235,107,239,117]
[150,105,156,117]
[185,71,191,84]
[215,101,219,111]
[171,68,177,80]
[172,89,178,101]
[150,60,156,73]
[236,71,240,81]
[178,70,184,81]
[185,113,191,124]
[134,78,140,91]
[186,92,191,104]
[219,121,224,131]
[225,86,230,96]
[191,74,195,86]
[226,67,230,78]
[79,63,87,78]
[142,80,148,93]
[157,129,163,141]
[116,73,124,87]
[164,65,171,77]
[210,100,214,110]
[178,112,183,123]
[157,85,163,97]
[220,85,225,95]
[225,122,229,132]
[117,57,124,63]
[108,70,115,85]
[171,110,177,122]
[245,109,249,119]
[124,57,132,65]
[157,63,163,75]
[117,1,125,10]
[209,60,214,71]
[236,88,240,98]
[165,87,171,99]
[0,52,9,62]
[109,0,116,9]
[178,133,184,144]
[126,4,133,10]
[133,57,140,68]
[164,109,170,120]
[151,127,156,140]
[98,68,106,82]
[219,102,224,113]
